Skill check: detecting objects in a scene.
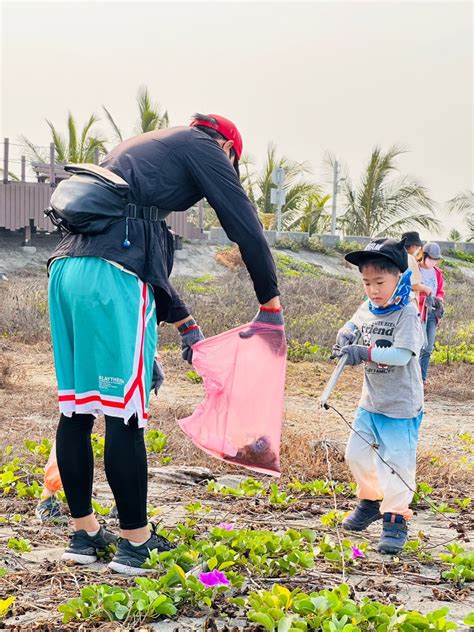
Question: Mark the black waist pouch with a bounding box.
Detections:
[46,163,130,234]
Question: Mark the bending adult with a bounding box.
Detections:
[418,242,445,383]
[401,231,424,309]
[48,113,283,575]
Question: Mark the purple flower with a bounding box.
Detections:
[217,522,235,531]
[351,546,365,559]
[198,570,230,587]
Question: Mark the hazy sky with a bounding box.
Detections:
[1,0,472,238]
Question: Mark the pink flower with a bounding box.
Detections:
[198,570,230,587]
[351,546,365,559]
[217,522,235,531]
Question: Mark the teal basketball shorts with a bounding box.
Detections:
[48,257,157,427]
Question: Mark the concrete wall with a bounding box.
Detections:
[208,228,474,255]
[209,228,310,246]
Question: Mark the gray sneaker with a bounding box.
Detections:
[35,495,68,525]
[62,527,117,565]
[109,528,175,575]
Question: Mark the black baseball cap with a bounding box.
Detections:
[401,231,423,247]
[345,238,409,272]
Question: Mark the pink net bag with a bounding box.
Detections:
[178,322,287,476]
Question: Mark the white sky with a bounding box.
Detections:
[1,0,473,238]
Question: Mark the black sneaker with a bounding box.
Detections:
[108,528,175,575]
[107,504,118,521]
[35,495,68,525]
[62,527,118,564]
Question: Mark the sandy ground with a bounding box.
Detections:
[0,342,473,629]
[0,240,473,629]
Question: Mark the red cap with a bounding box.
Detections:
[190,114,243,160]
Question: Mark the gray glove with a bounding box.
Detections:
[179,319,205,364]
[340,344,369,366]
[332,322,357,358]
[151,359,164,395]
[239,307,286,355]
[433,298,444,320]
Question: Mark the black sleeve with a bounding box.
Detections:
[181,136,280,304]
[166,282,191,324]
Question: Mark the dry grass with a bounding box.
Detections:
[428,364,474,401]
[0,271,50,342]
[0,353,13,389]
[214,245,245,271]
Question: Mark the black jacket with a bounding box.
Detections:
[49,127,279,323]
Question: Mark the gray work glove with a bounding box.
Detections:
[239,307,286,355]
[433,298,444,320]
[151,359,165,395]
[179,320,205,364]
[340,344,369,366]
[332,322,357,358]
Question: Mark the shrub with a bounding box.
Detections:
[274,237,303,252]
[274,253,322,278]
[305,237,332,255]
[447,249,474,264]
[287,340,331,362]
[336,240,363,254]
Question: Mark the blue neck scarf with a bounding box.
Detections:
[368,269,412,315]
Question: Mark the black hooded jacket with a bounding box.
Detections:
[49,127,279,323]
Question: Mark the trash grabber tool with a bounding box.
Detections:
[320,330,361,409]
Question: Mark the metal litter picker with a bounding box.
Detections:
[320,330,360,409]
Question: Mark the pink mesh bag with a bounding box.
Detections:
[178,323,287,476]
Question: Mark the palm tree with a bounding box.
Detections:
[243,143,320,230]
[103,85,169,143]
[449,228,462,242]
[21,113,107,164]
[466,214,474,242]
[329,146,440,237]
[447,190,474,242]
[447,190,474,215]
[282,191,331,235]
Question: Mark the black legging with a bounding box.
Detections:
[56,413,148,530]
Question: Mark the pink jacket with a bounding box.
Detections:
[419,265,444,321]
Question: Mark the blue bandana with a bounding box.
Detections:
[368,269,412,315]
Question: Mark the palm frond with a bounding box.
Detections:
[83,136,108,163]
[79,114,100,160]
[137,85,166,133]
[446,190,474,215]
[45,120,66,162]
[337,145,437,237]
[102,106,123,144]
[19,136,48,163]
[67,112,78,163]
[465,213,474,241]
[0,168,20,181]
[377,213,441,237]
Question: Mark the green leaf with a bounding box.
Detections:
[249,611,276,631]
[207,556,218,571]
[113,603,129,620]
[464,612,474,625]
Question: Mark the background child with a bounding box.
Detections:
[418,242,445,383]
[333,238,424,554]
[35,440,68,524]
